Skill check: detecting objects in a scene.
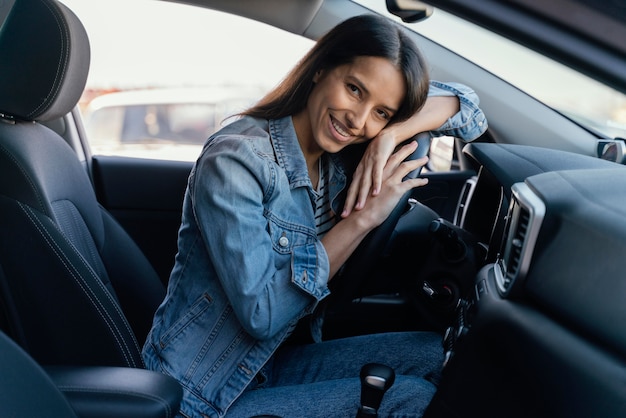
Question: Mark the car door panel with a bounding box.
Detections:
[92,156,192,284]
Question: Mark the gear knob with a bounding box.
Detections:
[356,363,396,417]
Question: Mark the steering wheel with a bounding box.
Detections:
[331,133,432,304]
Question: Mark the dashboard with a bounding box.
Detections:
[454,142,622,264]
[426,142,626,417]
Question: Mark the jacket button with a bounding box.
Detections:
[278,234,289,247]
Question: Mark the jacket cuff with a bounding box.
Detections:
[290,241,330,310]
[428,80,488,141]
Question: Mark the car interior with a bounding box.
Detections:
[1,0,626,417]
[0,0,183,416]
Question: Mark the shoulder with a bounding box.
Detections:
[191,117,277,188]
[207,116,271,150]
[197,116,277,164]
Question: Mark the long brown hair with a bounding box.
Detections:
[242,14,430,125]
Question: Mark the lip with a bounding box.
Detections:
[328,115,353,142]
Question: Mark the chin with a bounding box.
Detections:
[323,141,349,154]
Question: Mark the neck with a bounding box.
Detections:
[292,111,324,188]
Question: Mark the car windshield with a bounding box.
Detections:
[356,0,626,140]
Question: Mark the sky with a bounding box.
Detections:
[59,0,314,90]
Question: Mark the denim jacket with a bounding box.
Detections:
[427,80,487,139]
[142,81,487,417]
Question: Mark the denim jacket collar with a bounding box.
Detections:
[268,116,312,190]
[268,116,348,214]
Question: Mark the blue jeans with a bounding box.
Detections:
[224,332,443,417]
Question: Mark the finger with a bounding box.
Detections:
[342,162,368,217]
[402,176,429,190]
[393,156,429,182]
[395,139,419,161]
[371,161,384,196]
[342,177,359,218]
[383,141,419,175]
[392,170,429,196]
[355,173,373,210]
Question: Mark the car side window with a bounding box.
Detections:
[61,0,314,161]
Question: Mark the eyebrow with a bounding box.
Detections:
[350,76,399,115]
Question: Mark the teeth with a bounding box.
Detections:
[332,119,350,137]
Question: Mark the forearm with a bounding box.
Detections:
[328,144,429,276]
[382,95,460,145]
[321,213,372,279]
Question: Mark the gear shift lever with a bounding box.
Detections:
[356,363,396,417]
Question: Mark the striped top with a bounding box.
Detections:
[314,156,336,238]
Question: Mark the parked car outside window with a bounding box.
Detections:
[83,87,262,160]
[65,0,314,161]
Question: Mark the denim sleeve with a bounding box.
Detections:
[427,80,488,141]
[191,137,329,340]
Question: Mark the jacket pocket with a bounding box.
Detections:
[158,292,213,349]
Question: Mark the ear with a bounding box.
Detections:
[313,69,324,83]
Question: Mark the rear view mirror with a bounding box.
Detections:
[386,0,433,23]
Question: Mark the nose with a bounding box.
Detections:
[346,104,369,133]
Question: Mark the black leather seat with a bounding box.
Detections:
[0,1,184,415]
[0,0,165,369]
[0,324,182,418]
[0,328,79,417]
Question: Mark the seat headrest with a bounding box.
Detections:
[0,0,90,122]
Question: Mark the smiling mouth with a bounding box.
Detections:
[331,116,351,138]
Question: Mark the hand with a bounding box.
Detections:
[341,95,458,218]
[350,141,429,229]
[322,141,428,279]
[341,131,398,218]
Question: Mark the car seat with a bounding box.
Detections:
[0,0,165,369]
[0,327,80,417]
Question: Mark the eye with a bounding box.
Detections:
[376,108,391,120]
[347,83,361,97]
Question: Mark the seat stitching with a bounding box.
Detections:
[36,201,143,359]
[20,203,140,367]
[28,0,70,118]
[53,199,107,278]
[21,203,137,366]
[23,208,135,367]
[0,145,46,212]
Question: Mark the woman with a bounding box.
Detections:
[143,14,487,418]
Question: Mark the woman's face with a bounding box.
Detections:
[295,56,406,155]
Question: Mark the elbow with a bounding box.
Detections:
[239,310,279,341]
[246,326,274,341]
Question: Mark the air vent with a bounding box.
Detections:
[453,176,477,227]
[505,207,530,280]
[495,183,545,297]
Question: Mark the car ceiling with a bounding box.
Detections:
[168,0,325,35]
[416,0,626,95]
